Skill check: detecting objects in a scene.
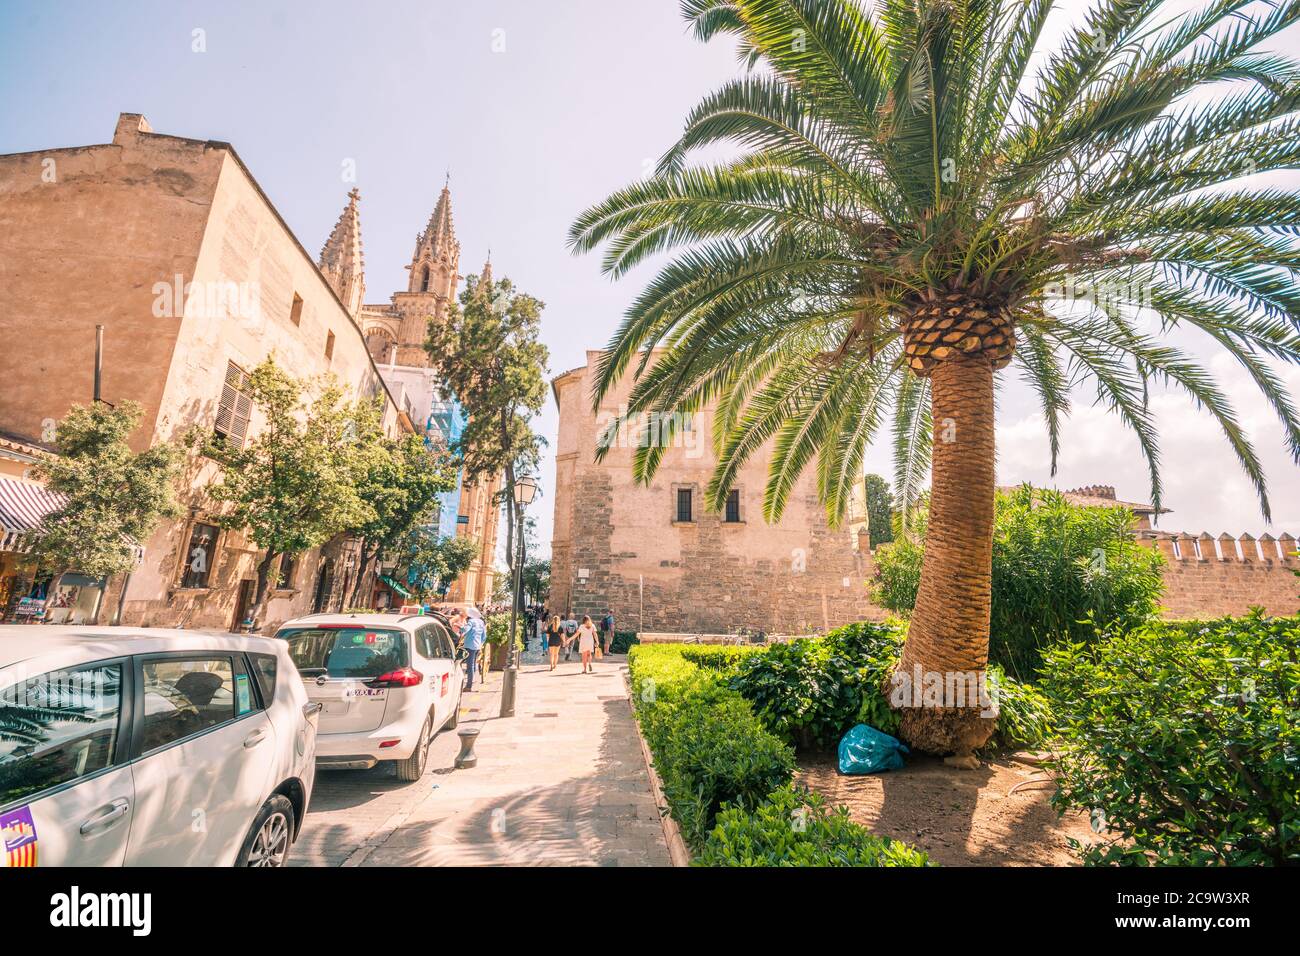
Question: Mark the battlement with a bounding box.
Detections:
[1138,530,1297,563]
[1065,484,1116,501]
[1136,530,1299,618]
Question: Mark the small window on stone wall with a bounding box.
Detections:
[676,487,693,523]
[278,553,297,590]
[725,489,741,523]
[325,331,335,360]
[289,293,303,327]
[180,522,219,589]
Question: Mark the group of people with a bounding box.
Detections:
[441,604,617,688]
[524,606,616,674]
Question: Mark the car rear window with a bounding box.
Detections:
[277,628,409,679]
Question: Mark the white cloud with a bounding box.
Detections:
[997,354,1300,535]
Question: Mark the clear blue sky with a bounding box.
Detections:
[3,0,1298,557]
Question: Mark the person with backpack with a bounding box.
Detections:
[562,613,578,661]
[599,610,615,656]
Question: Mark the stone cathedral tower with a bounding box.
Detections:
[317,183,501,606]
[329,183,461,367]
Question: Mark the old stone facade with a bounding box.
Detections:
[0,113,433,630]
[547,350,1298,634]
[549,350,877,634]
[316,184,501,604]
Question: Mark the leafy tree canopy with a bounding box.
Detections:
[30,400,181,580]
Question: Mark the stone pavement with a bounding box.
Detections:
[289,645,671,867]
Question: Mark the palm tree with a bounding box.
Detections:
[571,0,1300,754]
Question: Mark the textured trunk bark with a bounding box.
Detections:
[893,357,998,756]
[249,550,277,633]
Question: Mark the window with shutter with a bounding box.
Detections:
[215,361,252,448]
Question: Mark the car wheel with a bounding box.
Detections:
[394,715,432,782]
[236,795,295,868]
[445,687,460,729]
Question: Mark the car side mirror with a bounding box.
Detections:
[455,648,468,662]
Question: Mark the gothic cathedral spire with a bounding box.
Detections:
[318,187,365,317]
[407,181,460,296]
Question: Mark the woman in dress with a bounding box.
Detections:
[576,614,599,674]
[546,614,564,671]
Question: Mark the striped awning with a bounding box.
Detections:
[0,476,143,562]
[379,574,413,599]
[0,477,63,550]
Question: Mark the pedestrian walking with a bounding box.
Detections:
[545,614,564,671]
[562,613,578,661]
[600,610,615,656]
[576,614,599,674]
[457,610,486,691]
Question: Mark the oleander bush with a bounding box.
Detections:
[873,487,1165,678]
[727,621,905,749]
[724,620,1050,751]
[1042,612,1300,865]
[695,785,930,867]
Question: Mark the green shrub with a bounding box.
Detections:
[629,644,794,848]
[679,644,763,674]
[1042,612,1300,865]
[872,486,1165,678]
[728,622,905,749]
[695,786,931,867]
[610,630,639,654]
[986,665,1053,750]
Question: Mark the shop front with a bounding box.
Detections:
[0,475,140,624]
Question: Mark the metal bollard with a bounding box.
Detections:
[455,726,480,769]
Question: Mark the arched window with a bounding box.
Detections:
[420,264,431,292]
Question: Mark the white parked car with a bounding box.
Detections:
[273,612,464,781]
[0,627,318,867]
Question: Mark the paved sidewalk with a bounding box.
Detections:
[290,651,671,867]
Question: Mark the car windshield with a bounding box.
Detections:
[277,627,409,679]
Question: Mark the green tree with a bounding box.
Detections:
[873,487,1165,676]
[346,411,458,607]
[399,529,479,600]
[522,558,550,606]
[425,271,549,583]
[29,401,181,621]
[200,358,373,629]
[570,0,1300,754]
[864,474,894,548]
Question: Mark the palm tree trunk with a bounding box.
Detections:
[893,357,998,756]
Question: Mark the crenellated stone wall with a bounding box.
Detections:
[1139,530,1299,619]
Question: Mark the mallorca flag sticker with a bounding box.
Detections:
[1,806,38,867]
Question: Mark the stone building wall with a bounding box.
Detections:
[1142,531,1299,618]
[0,113,407,633]
[549,350,877,634]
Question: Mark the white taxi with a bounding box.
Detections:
[0,627,318,867]
[273,612,464,781]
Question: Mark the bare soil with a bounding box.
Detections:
[797,752,1098,866]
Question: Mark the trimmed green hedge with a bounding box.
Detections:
[630,645,793,847]
[677,644,763,673]
[629,643,928,865]
[1043,611,1300,865]
[696,786,929,867]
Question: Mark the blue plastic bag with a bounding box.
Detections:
[837,723,909,774]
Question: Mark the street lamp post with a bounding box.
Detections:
[499,474,538,718]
